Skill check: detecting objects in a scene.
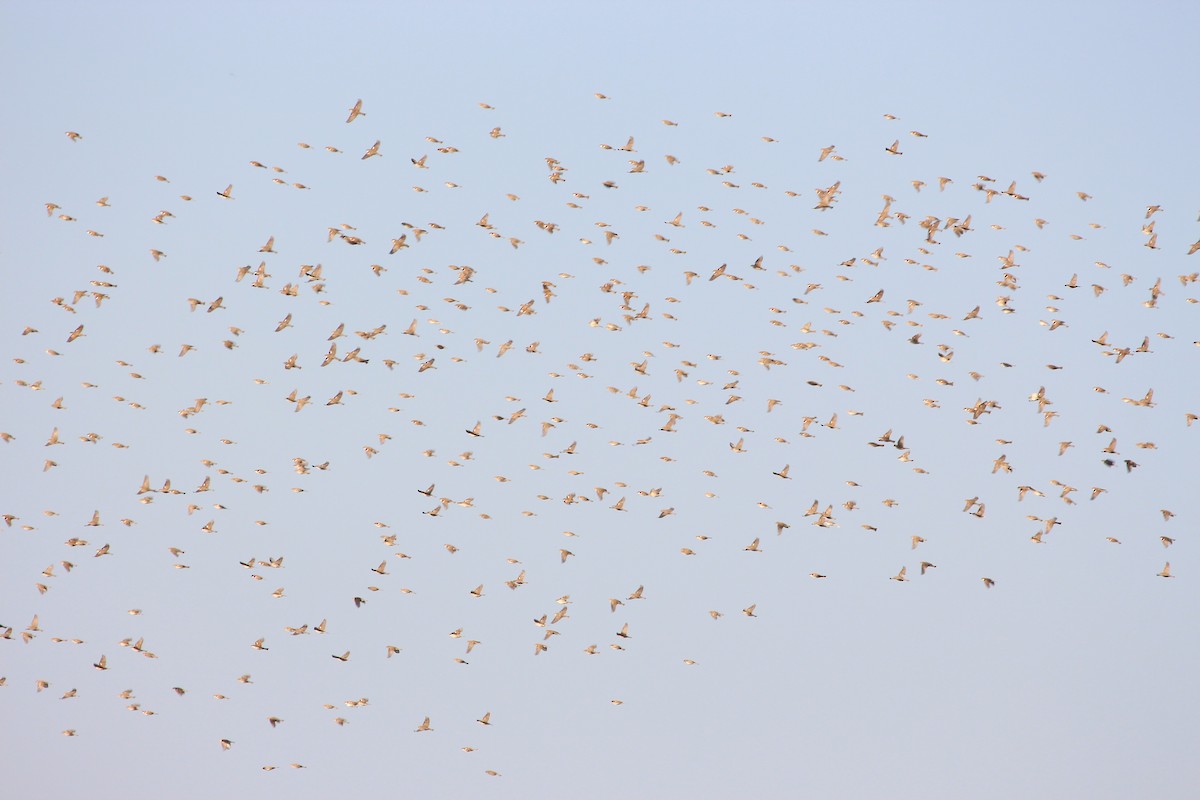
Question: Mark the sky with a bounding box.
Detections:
[2,2,1198,797]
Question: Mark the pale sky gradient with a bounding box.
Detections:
[2,2,1198,798]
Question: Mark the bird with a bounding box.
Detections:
[346,98,365,123]
[414,716,433,732]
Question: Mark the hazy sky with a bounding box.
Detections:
[2,2,1198,798]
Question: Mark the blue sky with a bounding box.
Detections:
[2,2,1198,798]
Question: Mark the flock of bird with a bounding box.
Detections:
[4,93,1195,780]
